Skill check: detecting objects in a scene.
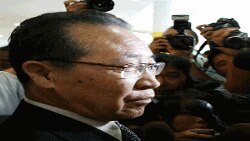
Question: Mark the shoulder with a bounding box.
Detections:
[0,71,19,83]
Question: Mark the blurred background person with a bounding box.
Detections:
[149,15,222,83]
[196,18,250,125]
[0,46,11,71]
[217,123,250,141]
[196,18,250,95]
[160,88,222,141]
[0,46,24,117]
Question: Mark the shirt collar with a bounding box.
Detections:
[24,96,122,140]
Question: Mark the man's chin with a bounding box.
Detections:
[118,109,145,120]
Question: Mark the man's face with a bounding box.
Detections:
[212,48,250,93]
[155,65,187,95]
[212,52,233,78]
[52,24,160,121]
[225,58,250,93]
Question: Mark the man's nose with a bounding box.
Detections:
[134,71,160,89]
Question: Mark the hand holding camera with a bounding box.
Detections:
[149,15,195,59]
[197,18,248,49]
[149,36,172,54]
[64,0,88,12]
[149,35,193,59]
[165,15,195,50]
[64,0,114,12]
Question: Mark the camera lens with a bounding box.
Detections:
[87,0,114,12]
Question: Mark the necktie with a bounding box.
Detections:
[115,122,141,141]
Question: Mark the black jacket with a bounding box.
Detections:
[0,100,122,141]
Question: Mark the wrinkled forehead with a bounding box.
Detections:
[66,23,139,46]
[66,23,154,61]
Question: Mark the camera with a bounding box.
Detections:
[165,15,195,50]
[80,0,114,12]
[208,18,248,49]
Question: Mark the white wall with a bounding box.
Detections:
[1,0,249,48]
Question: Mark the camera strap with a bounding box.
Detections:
[194,41,208,60]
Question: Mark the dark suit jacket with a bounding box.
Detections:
[0,100,121,141]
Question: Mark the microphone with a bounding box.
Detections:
[233,50,250,71]
[185,99,228,133]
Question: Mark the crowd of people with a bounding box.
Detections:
[0,0,250,141]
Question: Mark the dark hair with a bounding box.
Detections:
[220,123,250,141]
[154,53,193,88]
[8,10,130,85]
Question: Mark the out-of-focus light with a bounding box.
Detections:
[0,35,4,38]
[14,23,20,26]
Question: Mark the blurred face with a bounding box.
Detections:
[155,65,187,95]
[212,48,250,93]
[52,24,161,121]
[225,61,250,93]
[212,52,233,77]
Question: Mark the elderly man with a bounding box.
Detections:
[0,10,165,141]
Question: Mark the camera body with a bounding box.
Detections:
[208,18,248,49]
[165,15,195,50]
[80,0,114,12]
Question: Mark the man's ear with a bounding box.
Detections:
[22,61,56,88]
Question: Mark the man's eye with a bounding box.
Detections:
[215,61,227,68]
[166,75,178,79]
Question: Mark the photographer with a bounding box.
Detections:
[149,26,198,59]
[196,18,250,94]
[149,15,222,93]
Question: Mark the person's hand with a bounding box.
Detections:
[149,36,193,59]
[175,128,219,141]
[213,47,242,56]
[196,24,239,46]
[64,0,88,12]
[149,36,171,54]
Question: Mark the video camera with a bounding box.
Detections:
[165,15,195,50]
[208,18,248,49]
[80,0,114,12]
